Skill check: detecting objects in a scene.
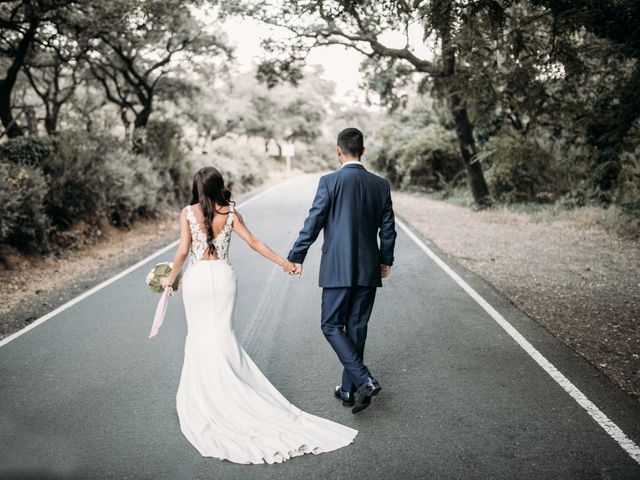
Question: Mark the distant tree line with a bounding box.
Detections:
[252,0,640,214]
[0,0,344,258]
[0,0,231,257]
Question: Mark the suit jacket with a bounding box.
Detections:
[287,163,397,288]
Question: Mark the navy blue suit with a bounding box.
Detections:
[288,163,397,393]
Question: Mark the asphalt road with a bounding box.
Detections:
[1,174,639,480]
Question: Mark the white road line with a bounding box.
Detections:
[397,218,640,465]
[0,177,302,349]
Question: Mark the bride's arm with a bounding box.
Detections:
[161,208,191,288]
[232,209,296,273]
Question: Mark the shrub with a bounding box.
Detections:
[0,135,53,167]
[196,137,268,194]
[136,119,192,204]
[0,127,194,254]
[369,123,462,190]
[0,161,49,252]
[613,149,640,214]
[102,148,163,226]
[43,130,112,228]
[44,130,167,229]
[484,134,569,203]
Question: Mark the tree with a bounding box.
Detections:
[242,66,333,157]
[84,0,231,138]
[22,31,87,135]
[529,0,640,195]
[184,66,334,157]
[252,0,493,206]
[0,0,75,137]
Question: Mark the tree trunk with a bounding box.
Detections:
[25,105,38,135]
[134,107,151,129]
[120,109,131,140]
[449,92,491,206]
[132,98,152,153]
[441,18,491,207]
[134,97,152,130]
[45,104,60,135]
[0,21,39,138]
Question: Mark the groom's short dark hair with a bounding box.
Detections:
[337,128,364,158]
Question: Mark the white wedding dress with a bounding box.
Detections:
[175,204,358,464]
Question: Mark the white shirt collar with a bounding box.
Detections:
[341,160,364,168]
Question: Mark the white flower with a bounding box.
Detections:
[145,271,155,284]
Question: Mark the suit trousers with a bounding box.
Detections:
[321,286,377,393]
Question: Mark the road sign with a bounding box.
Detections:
[282,143,295,157]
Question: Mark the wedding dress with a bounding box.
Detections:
[175,204,358,464]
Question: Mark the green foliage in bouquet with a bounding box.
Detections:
[147,262,182,294]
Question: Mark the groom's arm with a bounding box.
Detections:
[287,176,331,264]
[379,180,397,267]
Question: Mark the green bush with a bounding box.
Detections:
[369,123,462,190]
[0,161,49,252]
[0,127,195,254]
[0,135,53,167]
[137,119,192,204]
[195,137,268,194]
[45,130,167,228]
[43,130,112,228]
[102,147,163,226]
[484,134,569,203]
[613,149,640,213]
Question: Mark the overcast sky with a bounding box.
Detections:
[221,16,434,104]
[222,17,366,101]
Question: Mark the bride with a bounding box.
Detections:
[159,166,358,464]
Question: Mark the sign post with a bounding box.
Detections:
[282,142,295,178]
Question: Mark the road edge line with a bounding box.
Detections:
[0,176,303,349]
[396,218,640,465]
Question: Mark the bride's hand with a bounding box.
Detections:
[281,260,296,274]
[160,277,174,289]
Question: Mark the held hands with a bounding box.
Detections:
[381,264,391,279]
[280,259,302,277]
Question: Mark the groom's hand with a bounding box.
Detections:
[292,263,303,277]
[381,264,391,279]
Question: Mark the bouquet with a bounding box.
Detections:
[146,262,182,294]
[146,262,182,338]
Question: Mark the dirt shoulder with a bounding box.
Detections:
[0,215,179,341]
[0,171,299,342]
[393,191,640,401]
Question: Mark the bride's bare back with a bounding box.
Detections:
[187,203,232,261]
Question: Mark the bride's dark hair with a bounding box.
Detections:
[190,166,234,256]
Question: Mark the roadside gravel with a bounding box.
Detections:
[393,191,640,401]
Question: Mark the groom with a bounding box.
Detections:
[287,127,397,414]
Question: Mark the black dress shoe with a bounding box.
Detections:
[352,377,381,414]
[334,386,355,407]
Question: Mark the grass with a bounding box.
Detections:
[397,186,640,240]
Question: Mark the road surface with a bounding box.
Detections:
[1,174,639,480]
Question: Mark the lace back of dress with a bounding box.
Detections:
[185,204,234,264]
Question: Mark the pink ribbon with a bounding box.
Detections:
[148,289,169,338]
